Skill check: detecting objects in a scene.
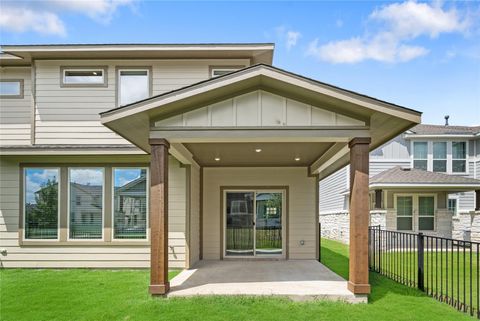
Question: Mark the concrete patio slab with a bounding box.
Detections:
[168,260,367,303]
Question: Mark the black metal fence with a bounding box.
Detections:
[369,226,480,318]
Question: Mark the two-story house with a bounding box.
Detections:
[0,43,423,296]
[319,120,480,244]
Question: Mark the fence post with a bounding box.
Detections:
[417,232,425,292]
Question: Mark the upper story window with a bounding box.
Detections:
[117,68,150,106]
[0,79,23,98]
[432,142,447,172]
[412,140,468,174]
[61,67,107,87]
[211,67,241,78]
[452,142,467,173]
[413,142,428,170]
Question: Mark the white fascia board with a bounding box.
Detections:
[404,134,475,139]
[369,183,480,189]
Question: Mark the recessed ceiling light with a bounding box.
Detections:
[294,157,301,161]
[214,157,221,161]
[255,148,262,153]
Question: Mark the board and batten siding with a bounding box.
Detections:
[202,167,316,260]
[0,67,32,146]
[0,155,188,268]
[34,59,250,145]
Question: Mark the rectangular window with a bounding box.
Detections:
[413,142,428,170]
[68,168,104,239]
[396,196,413,230]
[24,168,59,239]
[448,198,458,216]
[432,142,447,172]
[452,142,467,173]
[418,196,435,230]
[118,69,150,106]
[113,168,148,239]
[0,79,23,98]
[211,68,240,78]
[62,68,106,86]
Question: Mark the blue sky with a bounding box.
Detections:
[1,0,479,125]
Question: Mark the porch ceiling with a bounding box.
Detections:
[184,142,334,167]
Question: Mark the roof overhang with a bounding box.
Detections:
[100,64,421,178]
[0,43,274,67]
[370,183,480,192]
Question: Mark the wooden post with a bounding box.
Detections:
[348,137,371,295]
[149,138,170,295]
[374,189,382,210]
[475,190,480,211]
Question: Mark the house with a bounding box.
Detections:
[0,43,421,296]
[319,122,480,244]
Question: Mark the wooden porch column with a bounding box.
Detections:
[149,138,170,295]
[348,137,371,295]
[475,190,480,211]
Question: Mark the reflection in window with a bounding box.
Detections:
[0,80,22,97]
[69,168,103,239]
[397,196,413,230]
[118,69,149,106]
[24,168,59,239]
[418,196,435,230]
[413,142,428,170]
[452,142,466,173]
[113,168,147,239]
[433,142,447,172]
[63,69,104,85]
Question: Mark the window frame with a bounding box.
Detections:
[60,66,108,87]
[0,79,24,99]
[412,141,428,171]
[447,196,459,216]
[394,194,414,231]
[432,141,447,173]
[67,167,105,242]
[209,65,245,78]
[116,66,152,107]
[417,194,436,232]
[451,141,468,174]
[23,167,61,241]
[111,166,149,242]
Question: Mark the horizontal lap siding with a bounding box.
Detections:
[188,166,201,267]
[203,167,316,260]
[0,156,187,269]
[0,68,32,145]
[34,59,249,145]
[319,167,347,213]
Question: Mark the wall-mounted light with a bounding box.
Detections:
[255,148,262,153]
[214,157,221,162]
[294,157,301,161]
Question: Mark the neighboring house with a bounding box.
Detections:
[319,123,480,244]
[0,43,422,296]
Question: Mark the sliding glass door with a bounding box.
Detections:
[225,190,284,258]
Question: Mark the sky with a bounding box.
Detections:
[1,0,479,126]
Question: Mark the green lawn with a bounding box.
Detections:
[0,239,475,321]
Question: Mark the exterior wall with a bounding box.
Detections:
[33,59,250,145]
[0,67,32,146]
[319,167,348,213]
[0,155,188,268]
[452,211,480,242]
[187,165,201,267]
[202,167,316,260]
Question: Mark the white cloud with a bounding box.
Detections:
[70,169,103,186]
[0,0,135,36]
[286,31,301,49]
[307,1,470,64]
[0,6,66,36]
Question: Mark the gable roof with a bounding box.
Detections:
[370,166,480,189]
[409,124,480,136]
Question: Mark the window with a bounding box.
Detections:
[396,196,413,230]
[433,142,447,172]
[68,168,104,239]
[448,198,458,216]
[61,67,106,86]
[118,68,150,106]
[0,79,23,98]
[418,196,435,230]
[113,168,148,239]
[211,67,240,78]
[24,168,59,239]
[413,142,428,170]
[452,142,467,173]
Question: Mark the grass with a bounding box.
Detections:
[0,239,475,321]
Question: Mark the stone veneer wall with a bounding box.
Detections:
[453,211,480,242]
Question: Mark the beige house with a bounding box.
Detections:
[0,44,420,296]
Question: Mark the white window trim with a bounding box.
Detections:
[432,141,447,173]
[67,167,105,242]
[111,167,149,242]
[410,140,469,175]
[116,67,152,107]
[394,193,437,232]
[60,66,108,87]
[447,195,459,216]
[23,167,61,241]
